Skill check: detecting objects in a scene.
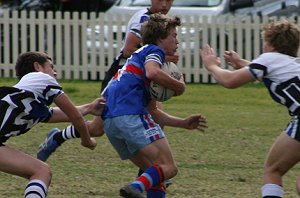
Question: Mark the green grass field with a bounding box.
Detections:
[0,78,299,198]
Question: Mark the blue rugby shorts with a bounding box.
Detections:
[103,114,165,160]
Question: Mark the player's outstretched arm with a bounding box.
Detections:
[50,97,105,122]
[181,114,207,131]
[200,44,253,88]
[223,50,251,69]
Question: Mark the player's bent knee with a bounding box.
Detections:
[171,165,178,177]
[165,164,178,179]
[87,117,104,137]
[33,162,52,185]
[90,128,104,137]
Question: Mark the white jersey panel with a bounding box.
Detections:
[121,8,151,51]
[249,52,300,82]
[247,52,300,115]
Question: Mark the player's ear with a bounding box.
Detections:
[33,62,42,72]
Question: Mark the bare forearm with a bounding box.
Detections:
[150,107,185,128]
[49,97,104,122]
[50,103,92,122]
[236,59,251,69]
[76,103,94,116]
[207,66,237,88]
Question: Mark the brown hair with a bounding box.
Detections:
[15,51,52,79]
[262,20,300,57]
[141,13,181,45]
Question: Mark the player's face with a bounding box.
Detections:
[159,28,178,56]
[40,60,57,78]
[151,0,173,14]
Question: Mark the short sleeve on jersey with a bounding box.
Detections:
[128,9,150,39]
[247,53,271,81]
[14,72,63,105]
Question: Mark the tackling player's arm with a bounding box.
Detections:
[49,97,105,122]
[201,44,253,88]
[223,50,251,69]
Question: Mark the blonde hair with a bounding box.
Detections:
[141,13,181,45]
[262,20,300,57]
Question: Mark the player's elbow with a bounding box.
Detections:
[146,69,159,80]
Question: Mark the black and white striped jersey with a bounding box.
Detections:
[0,72,63,143]
[247,52,300,115]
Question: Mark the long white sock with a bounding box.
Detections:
[24,179,48,198]
[62,125,80,140]
[261,184,283,198]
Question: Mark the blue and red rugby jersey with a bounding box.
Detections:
[102,44,165,119]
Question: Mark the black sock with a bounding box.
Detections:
[53,131,65,145]
[137,169,144,177]
[263,196,281,198]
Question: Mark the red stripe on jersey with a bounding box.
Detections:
[113,64,144,79]
[126,65,144,77]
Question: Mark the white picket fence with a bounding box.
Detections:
[0,10,299,83]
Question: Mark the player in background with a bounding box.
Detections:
[101,0,177,91]
[0,51,102,198]
[102,13,207,198]
[200,19,300,198]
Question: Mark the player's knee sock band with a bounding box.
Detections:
[131,164,164,192]
[62,125,80,140]
[261,184,283,198]
[24,179,47,198]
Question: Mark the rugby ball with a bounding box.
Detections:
[150,62,181,102]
